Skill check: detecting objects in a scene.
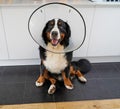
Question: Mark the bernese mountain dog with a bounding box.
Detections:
[36,18,73,94]
[35,18,91,94]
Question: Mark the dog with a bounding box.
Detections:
[35,18,73,94]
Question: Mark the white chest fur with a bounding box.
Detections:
[43,43,67,73]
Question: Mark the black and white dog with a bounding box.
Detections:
[36,19,73,94]
[35,18,91,94]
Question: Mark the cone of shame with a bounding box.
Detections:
[28,2,86,53]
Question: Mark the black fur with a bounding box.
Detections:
[41,20,53,45]
[71,59,91,74]
[39,19,72,79]
[59,21,71,47]
[42,19,71,48]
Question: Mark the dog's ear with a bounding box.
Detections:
[42,21,50,45]
[65,22,71,38]
[61,22,71,48]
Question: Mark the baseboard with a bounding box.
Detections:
[0,59,40,66]
[74,56,120,63]
[88,56,120,63]
[0,56,120,66]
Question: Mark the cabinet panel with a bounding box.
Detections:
[0,8,8,60]
[73,6,94,57]
[2,6,39,59]
[88,7,120,56]
[2,6,94,59]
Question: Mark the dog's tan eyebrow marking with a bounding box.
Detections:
[50,21,54,25]
[49,20,55,25]
[58,21,62,25]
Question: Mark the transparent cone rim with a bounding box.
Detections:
[28,2,86,53]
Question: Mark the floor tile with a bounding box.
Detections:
[0,66,5,72]
[85,63,101,79]
[0,66,27,83]
[25,65,40,82]
[114,62,120,72]
[91,63,120,79]
[0,83,25,105]
[0,62,120,104]
[23,81,55,103]
[54,79,109,101]
[53,79,87,102]
[99,78,120,99]
[92,63,115,73]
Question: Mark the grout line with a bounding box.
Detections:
[113,63,120,73]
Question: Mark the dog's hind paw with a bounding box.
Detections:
[35,81,44,87]
[48,84,56,94]
[78,76,87,82]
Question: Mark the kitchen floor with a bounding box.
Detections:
[0,62,120,105]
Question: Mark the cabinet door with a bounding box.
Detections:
[88,7,120,56]
[2,6,39,59]
[0,8,8,60]
[73,6,95,57]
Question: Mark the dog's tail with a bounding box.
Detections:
[71,59,91,75]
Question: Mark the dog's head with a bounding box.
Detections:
[42,19,71,48]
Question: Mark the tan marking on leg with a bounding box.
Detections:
[36,75,45,83]
[75,70,83,77]
[43,69,49,79]
[49,78,56,85]
[48,77,56,94]
[35,69,48,87]
[70,65,76,79]
[36,75,45,87]
[70,66,76,75]
[43,70,56,85]
[41,69,56,94]
[62,71,73,89]
[76,70,87,82]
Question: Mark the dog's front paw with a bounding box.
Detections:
[64,78,74,90]
[35,75,45,87]
[65,85,73,90]
[78,76,87,83]
[35,81,44,87]
[48,84,56,94]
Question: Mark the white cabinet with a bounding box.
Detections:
[87,6,120,56]
[1,6,95,59]
[1,5,120,64]
[73,6,95,57]
[1,6,39,59]
[0,8,8,60]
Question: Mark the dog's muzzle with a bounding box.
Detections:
[51,31,60,46]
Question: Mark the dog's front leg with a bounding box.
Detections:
[44,72,56,94]
[36,63,46,87]
[36,62,56,94]
[62,66,73,89]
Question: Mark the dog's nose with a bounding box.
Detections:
[52,31,58,37]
